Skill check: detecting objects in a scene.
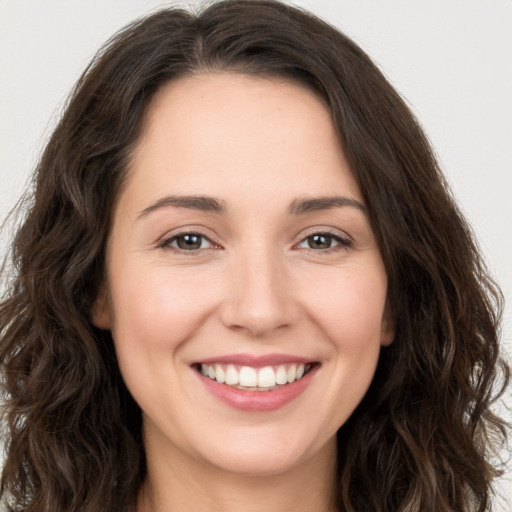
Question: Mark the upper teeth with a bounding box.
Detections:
[200,363,309,390]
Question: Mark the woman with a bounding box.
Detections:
[0,1,509,511]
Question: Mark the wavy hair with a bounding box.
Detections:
[0,1,509,511]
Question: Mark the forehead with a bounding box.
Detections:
[123,72,361,210]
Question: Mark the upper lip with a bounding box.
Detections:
[192,353,317,367]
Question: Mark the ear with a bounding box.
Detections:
[91,281,111,330]
[380,304,395,346]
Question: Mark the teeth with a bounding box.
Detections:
[225,365,239,385]
[199,362,312,390]
[239,366,257,387]
[287,365,296,383]
[275,365,288,385]
[215,364,226,384]
[258,366,276,387]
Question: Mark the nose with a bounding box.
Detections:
[219,245,299,338]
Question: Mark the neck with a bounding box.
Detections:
[137,431,338,512]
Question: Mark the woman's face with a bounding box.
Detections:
[93,73,393,477]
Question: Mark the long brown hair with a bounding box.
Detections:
[1,1,509,511]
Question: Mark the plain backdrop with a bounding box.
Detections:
[0,0,511,509]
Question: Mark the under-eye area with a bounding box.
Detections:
[193,362,319,391]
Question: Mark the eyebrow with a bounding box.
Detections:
[288,196,367,215]
[137,194,366,219]
[137,195,227,218]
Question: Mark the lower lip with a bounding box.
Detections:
[196,366,318,412]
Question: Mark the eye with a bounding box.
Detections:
[297,232,351,251]
[160,232,215,251]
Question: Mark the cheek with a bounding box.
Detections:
[303,265,388,349]
[108,263,219,351]
[106,263,220,418]
[307,268,387,425]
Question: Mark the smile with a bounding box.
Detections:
[192,355,319,412]
[198,363,313,391]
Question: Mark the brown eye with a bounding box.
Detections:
[306,234,333,249]
[298,232,351,251]
[177,234,202,250]
[164,233,213,251]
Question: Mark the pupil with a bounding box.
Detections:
[178,234,201,250]
[309,234,331,249]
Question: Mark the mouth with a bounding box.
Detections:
[191,355,320,412]
[193,362,315,391]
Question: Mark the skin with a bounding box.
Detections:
[93,73,394,512]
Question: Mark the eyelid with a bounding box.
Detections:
[297,226,353,242]
[156,227,223,252]
[155,225,353,253]
[293,227,353,251]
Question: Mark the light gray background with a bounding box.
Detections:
[1,0,510,509]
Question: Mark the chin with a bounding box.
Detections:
[192,426,334,478]
[205,450,307,477]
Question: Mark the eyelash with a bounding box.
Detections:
[158,230,352,254]
[295,231,352,253]
[157,232,219,253]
